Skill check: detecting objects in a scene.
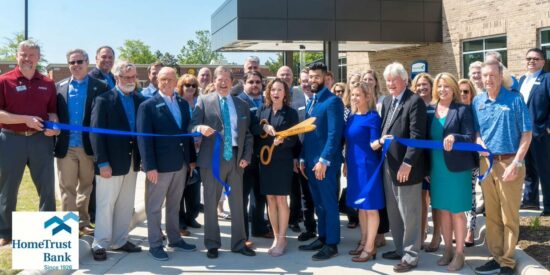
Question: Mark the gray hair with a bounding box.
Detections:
[113,61,136,76]
[66,49,89,62]
[485,51,502,62]
[383,62,408,81]
[468,61,483,77]
[18,40,41,54]
[481,60,504,74]
[245,55,260,64]
[213,66,233,80]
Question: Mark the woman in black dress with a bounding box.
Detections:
[258,78,299,257]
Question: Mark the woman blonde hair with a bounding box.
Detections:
[350,83,376,114]
[431,73,461,104]
[457,79,477,100]
[332,82,349,107]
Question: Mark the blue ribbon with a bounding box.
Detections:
[44,121,231,196]
[354,137,493,205]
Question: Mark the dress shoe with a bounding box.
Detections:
[180,229,191,236]
[520,204,540,210]
[206,248,218,259]
[232,246,256,256]
[298,238,324,251]
[0,238,12,246]
[252,231,274,239]
[149,246,168,261]
[80,226,95,236]
[352,249,376,262]
[188,220,202,229]
[312,245,338,261]
[289,223,301,233]
[298,231,316,242]
[393,261,417,273]
[92,248,107,261]
[348,242,365,256]
[114,241,142,253]
[382,250,402,260]
[169,239,197,252]
[347,221,358,228]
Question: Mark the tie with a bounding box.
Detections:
[307,95,316,115]
[382,98,399,135]
[220,96,233,161]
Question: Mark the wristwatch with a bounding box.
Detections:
[513,159,524,168]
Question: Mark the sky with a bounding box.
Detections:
[0,0,276,65]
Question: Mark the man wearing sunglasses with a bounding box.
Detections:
[519,48,550,217]
[55,49,109,236]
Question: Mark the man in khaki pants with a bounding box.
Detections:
[472,60,532,275]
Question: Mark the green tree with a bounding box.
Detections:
[118,39,157,64]
[0,32,48,73]
[154,50,180,70]
[265,52,324,74]
[177,30,223,64]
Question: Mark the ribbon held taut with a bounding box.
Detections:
[259,117,317,165]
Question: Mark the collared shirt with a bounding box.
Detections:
[391,89,406,105]
[244,92,263,108]
[0,67,57,131]
[100,71,115,89]
[519,70,542,102]
[68,76,89,147]
[472,87,532,155]
[218,93,238,146]
[141,83,158,98]
[116,88,136,131]
[160,91,182,128]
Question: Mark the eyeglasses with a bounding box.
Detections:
[246,81,262,84]
[184,83,198,88]
[119,75,136,81]
[460,89,470,94]
[526,57,542,62]
[334,89,344,94]
[68,60,86,65]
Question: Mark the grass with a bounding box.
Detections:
[0,168,61,273]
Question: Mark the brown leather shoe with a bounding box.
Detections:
[180,229,190,236]
[0,238,11,246]
[393,261,417,273]
[80,226,95,236]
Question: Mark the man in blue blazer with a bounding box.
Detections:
[298,62,344,261]
[519,48,550,216]
[88,46,116,89]
[137,67,197,261]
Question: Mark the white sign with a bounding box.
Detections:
[12,212,79,270]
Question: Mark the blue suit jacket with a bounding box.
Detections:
[427,102,477,172]
[519,70,550,138]
[137,93,196,173]
[301,87,344,167]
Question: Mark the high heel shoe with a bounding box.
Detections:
[270,236,287,257]
[447,253,465,271]
[437,249,454,266]
[348,242,365,256]
[352,249,376,262]
[375,234,386,248]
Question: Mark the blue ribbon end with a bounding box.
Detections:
[354,198,365,205]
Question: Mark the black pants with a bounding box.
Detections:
[242,160,269,238]
[522,134,550,213]
[179,169,201,229]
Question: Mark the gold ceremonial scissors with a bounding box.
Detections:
[259,117,317,165]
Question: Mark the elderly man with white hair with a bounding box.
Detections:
[377,62,427,273]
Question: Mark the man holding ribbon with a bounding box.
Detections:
[472,60,532,275]
[192,66,254,259]
[378,62,427,273]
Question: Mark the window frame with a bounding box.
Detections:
[462,35,508,78]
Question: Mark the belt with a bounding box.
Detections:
[1,128,39,136]
[493,154,515,161]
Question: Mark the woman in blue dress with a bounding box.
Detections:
[429,73,476,271]
[344,83,385,262]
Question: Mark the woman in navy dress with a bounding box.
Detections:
[344,83,385,262]
[257,78,298,257]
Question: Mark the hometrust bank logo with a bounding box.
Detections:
[12,212,79,270]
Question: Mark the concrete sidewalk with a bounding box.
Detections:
[67,172,548,275]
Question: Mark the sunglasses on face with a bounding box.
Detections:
[460,89,470,94]
[334,89,344,93]
[68,60,86,65]
[526,57,542,62]
[184,83,197,88]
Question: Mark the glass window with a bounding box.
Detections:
[541,29,550,72]
[338,57,347,82]
[541,29,550,44]
[462,35,507,78]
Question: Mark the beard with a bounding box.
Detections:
[121,83,136,93]
[310,80,325,93]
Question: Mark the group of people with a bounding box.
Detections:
[0,40,549,275]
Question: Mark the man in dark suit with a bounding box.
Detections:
[89,61,145,261]
[192,66,254,259]
[236,71,273,243]
[298,62,344,261]
[55,49,108,236]
[88,46,116,89]
[519,48,550,216]
[137,67,197,261]
[378,62,427,272]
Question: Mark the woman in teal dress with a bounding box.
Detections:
[429,73,476,272]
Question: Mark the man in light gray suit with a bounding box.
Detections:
[192,66,254,259]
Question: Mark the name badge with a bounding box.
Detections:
[500,106,510,111]
[38,86,48,91]
[534,81,541,85]
[155,103,166,108]
[298,106,306,111]
[15,85,27,92]
[249,107,258,112]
